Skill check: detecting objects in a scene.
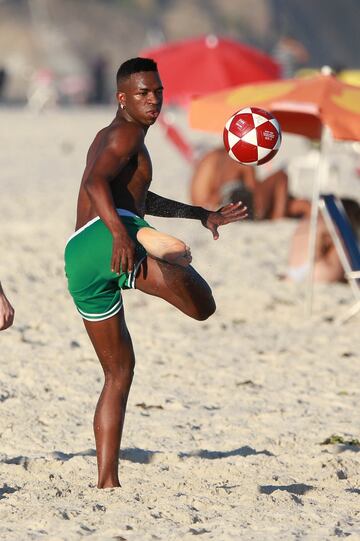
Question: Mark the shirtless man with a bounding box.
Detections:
[64,58,247,489]
[0,281,14,330]
[190,147,311,220]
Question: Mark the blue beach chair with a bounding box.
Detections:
[319,194,360,324]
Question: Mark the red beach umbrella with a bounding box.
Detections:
[140,34,280,106]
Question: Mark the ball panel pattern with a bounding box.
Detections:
[223,107,282,166]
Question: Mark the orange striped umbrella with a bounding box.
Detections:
[191,72,360,315]
[189,73,360,141]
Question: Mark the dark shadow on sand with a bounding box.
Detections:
[335,444,360,454]
[179,446,274,460]
[1,455,30,469]
[0,484,19,499]
[53,447,160,464]
[1,447,161,466]
[120,447,161,464]
[51,449,96,461]
[259,483,314,495]
[346,488,360,495]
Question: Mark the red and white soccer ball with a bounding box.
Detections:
[223,107,282,166]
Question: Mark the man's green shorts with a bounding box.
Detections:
[64,209,152,322]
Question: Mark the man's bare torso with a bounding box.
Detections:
[75,119,152,230]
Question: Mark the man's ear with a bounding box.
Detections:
[116,91,125,109]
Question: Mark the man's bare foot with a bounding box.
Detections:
[137,227,192,267]
[97,480,121,489]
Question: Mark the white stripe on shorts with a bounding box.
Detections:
[77,298,123,320]
[126,255,147,289]
[66,208,141,245]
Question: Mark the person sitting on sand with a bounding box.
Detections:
[190,147,311,220]
[0,280,14,330]
[64,57,248,489]
[287,198,360,282]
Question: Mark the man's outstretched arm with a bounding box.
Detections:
[145,191,248,239]
[145,191,209,220]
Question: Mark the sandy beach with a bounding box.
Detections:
[0,108,360,540]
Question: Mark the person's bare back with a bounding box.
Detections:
[190,146,310,220]
[190,147,255,210]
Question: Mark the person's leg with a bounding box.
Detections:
[136,227,192,267]
[287,216,344,283]
[286,197,311,218]
[83,309,135,488]
[269,171,289,220]
[254,171,288,220]
[313,245,345,282]
[287,218,311,270]
[135,256,216,320]
[82,258,215,489]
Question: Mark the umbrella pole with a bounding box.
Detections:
[159,112,194,164]
[306,127,330,315]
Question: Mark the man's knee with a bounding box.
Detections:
[104,354,135,385]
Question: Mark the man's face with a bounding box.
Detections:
[118,71,163,126]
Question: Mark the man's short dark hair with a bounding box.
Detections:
[116,57,158,88]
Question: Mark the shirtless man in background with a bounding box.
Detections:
[64,58,247,488]
[190,147,310,220]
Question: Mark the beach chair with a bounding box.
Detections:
[319,194,360,324]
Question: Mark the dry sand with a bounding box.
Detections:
[0,108,360,540]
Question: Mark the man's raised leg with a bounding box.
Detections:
[135,256,216,320]
[137,227,192,267]
[83,309,134,489]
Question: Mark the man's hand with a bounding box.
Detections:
[0,289,14,331]
[111,230,136,275]
[201,201,248,240]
